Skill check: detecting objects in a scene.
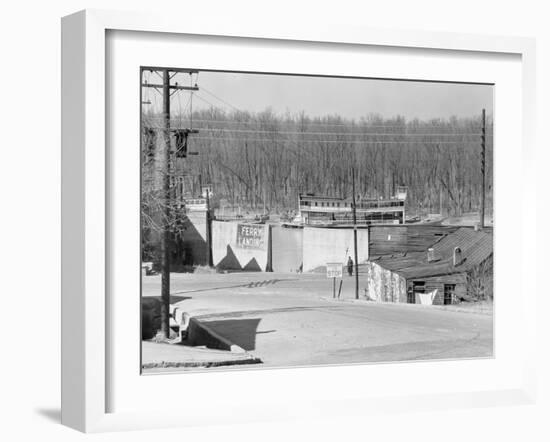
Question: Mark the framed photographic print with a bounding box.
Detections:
[139,68,495,372]
[61,9,537,432]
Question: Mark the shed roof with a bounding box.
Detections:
[371,227,493,279]
[368,224,459,256]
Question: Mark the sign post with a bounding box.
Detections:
[326,262,343,299]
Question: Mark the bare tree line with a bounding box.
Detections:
[142,108,493,220]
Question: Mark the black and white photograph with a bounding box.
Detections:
[140,67,494,373]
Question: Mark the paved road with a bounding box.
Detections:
[142,272,493,368]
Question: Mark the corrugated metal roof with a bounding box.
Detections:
[372,227,493,279]
[369,225,459,256]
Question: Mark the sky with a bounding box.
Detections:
[141,70,493,122]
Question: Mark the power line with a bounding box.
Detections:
[144,116,492,130]
[200,86,243,112]
[182,127,487,137]
[145,82,494,133]
[143,119,492,137]
[169,83,495,134]
[193,93,223,111]
[189,136,489,145]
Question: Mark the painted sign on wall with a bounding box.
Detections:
[236,223,266,250]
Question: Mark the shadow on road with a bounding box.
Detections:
[203,318,262,351]
[171,278,295,296]
[145,295,193,304]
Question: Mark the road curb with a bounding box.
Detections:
[142,356,261,370]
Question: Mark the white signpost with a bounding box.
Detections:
[326,262,343,298]
[326,262,343,278]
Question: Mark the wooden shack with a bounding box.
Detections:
[365,227,493,305]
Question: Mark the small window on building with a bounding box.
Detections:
[410,281,425,304]
[444,284,456,305]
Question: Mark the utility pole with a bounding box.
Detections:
[159,69,171,338]
[439,186,443,217]
[205,185,213,267]
[141,67,199,339]
[480,108,486,229]
[352,168,359,300]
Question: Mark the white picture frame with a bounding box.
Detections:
[61,9,537,433]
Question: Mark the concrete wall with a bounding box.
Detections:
[271,225,303,273]
[181,211,208,266]
[302,227,368,272]
[364,261,407,302]
[212,221,270,271]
